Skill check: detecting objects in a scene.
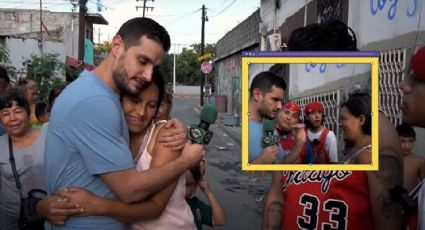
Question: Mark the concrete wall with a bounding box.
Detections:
[174,86,200,96]
[258,0,425,156]
[216,53,242,115]
[0,9,82,60]
[3,37,65,80]
[349,0,425,50]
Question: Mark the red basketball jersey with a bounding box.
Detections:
[298,128,331,164]
[281,170,374,230]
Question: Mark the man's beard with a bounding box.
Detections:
[258,107,274,120]
[112,60,139,97]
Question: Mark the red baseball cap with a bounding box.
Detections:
[304,102,324,114]
[411,46,425,81]
[282,102,300,114]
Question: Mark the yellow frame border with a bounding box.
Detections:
[241,57,379,171]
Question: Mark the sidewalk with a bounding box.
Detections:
[195,106,242,145]
[216,118,242,145]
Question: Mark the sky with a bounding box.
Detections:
[0,0,260,52]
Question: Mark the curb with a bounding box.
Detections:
[216,120,241,146]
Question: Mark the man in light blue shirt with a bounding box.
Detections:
[44,17,205,229]
[248,71,285,164]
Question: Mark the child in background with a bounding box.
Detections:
[185,159,226,229]
[33,101,49,128]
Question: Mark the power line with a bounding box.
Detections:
[0,0,70,5]
[87,0,115,10]
[208,0,229,12]
[210,0,237,18]
[166,8,201,25]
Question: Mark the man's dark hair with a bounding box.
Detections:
[35,101,48,120]
[341,93,371,135]
[288,19,358,51]
[116,17,171,52]
[0,90,31,115]
[396,124,416,139]
[249,71,286,98]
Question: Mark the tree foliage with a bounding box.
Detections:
[23,53,66,101]
[159,43,216,86]
[95,41,112,53]
[0,44,17,82]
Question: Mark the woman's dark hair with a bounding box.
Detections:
[341,93,371,135]
[35,101,48,119]
[288,19,358,51]
[0,90,31,115]
[151,68,165,113]
[162,86,173,105]
[190,165,202,183]
[48,85,65,112]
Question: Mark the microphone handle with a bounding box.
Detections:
[199,121,210,132]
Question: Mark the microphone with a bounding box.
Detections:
[262,119,279,147]
[187,105,218,144]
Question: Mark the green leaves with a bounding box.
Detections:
[23,53,66,102]
[159,43,216,86]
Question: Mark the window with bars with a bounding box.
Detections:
[293,90,341,136]
[378,48,406,127]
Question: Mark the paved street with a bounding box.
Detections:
[172,97,271,230]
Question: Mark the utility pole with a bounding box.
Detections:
[39,0,43,50]
[200,4,206,106]
[136,0,154,17]
[78,0,88,64]
[97,28,101,46]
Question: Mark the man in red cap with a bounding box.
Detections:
[400,45,425,229]
[275,102,307,163]
[302,101,338,163]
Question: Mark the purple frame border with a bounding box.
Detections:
[241,51,379,57]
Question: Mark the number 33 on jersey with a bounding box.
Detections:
[281,171,374,230]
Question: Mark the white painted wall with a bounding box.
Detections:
[4,37,66,79]
[248,63,274,87]
[349,0,425,49]
[289,63,371,97]
[260,0,314,34]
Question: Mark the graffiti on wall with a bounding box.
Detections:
[217,54,241,115]
[304,63,346,74]
[369,0,418,20]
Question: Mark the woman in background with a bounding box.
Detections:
[17,78,39,125]
[0,91,46,229]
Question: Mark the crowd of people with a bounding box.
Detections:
[248,20,425,230]
[0,17,225,230]
[0,14,425,230]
